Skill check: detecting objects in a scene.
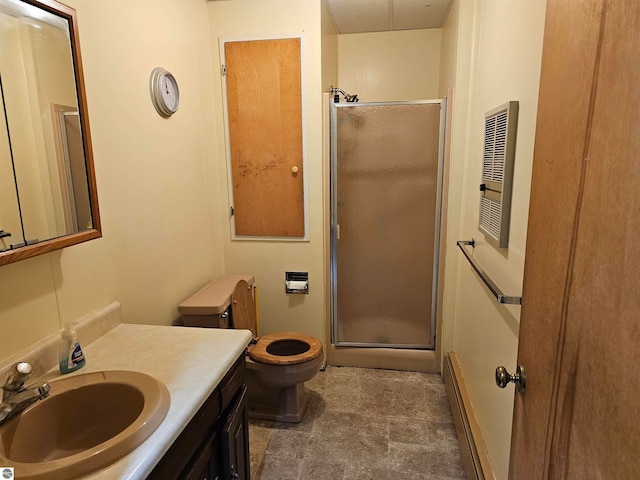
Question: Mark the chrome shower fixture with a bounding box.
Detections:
[331,86,359,103]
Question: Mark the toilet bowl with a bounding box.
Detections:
[178,275,323,423]
[245,333,324,423]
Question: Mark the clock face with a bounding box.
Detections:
[161,75,179,111]
[150,68,179,117]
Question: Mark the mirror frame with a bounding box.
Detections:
[0,0,101,267]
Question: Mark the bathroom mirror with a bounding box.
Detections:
[0,0,100,266]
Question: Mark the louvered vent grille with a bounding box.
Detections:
[482,113,508,184]
[478,101,518,248]
[480,197,502,239]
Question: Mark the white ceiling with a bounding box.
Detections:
[326,0,453,34]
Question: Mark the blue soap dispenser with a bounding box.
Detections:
[59,323,86,374]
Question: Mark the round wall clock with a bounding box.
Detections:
[149,67,180,117]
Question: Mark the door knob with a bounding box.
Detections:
[495,364,526,394]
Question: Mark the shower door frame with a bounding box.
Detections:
[330,99,447,350]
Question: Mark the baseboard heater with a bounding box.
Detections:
[443,352,493,480]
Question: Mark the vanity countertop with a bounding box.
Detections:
[55,323,252,480]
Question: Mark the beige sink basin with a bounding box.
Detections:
[0,370,170,480]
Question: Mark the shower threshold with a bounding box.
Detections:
[335,341,433,350]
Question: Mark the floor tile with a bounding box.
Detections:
[265,430,311,459]
[389,418,458,449]
[299,459,347,480]
[322,374,362,413]
[257,455,302,480]
[388,442,466,478]
[343,464,455,480]
[248,366,466,480]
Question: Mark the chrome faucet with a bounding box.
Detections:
[0,362,51,426]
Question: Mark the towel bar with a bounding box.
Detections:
[457,240,522,305]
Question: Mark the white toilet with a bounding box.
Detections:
[178,275,323,423]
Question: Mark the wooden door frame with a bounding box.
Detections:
[219,32,310,241]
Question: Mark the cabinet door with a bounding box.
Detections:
[181,431,222,480]
[223,37,305,238]
[147,389,222,480]
[222,385,250,480]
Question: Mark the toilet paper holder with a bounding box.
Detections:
[285,272,309,294]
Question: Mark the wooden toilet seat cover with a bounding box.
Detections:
[231,280,322,365]
[249,332,324,365]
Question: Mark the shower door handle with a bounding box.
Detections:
[495,364,526,394]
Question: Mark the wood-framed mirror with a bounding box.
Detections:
[0,0,100,266]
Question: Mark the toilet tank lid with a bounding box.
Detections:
[178,274,255,315]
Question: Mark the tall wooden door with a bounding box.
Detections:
[223,38,304,238]
[509,1,640,478]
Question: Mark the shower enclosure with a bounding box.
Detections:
[330,100,445,355]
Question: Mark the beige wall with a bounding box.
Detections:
[32,22,79,237]
[0,16,52,243]
[208,0,327,346]
[320,0,337,351]
[0,0,225,362]
[0,14,27,246]
[338,29,442,102]
[439,0,547,478]
[321,0,338,92]
[438,0,474,359]
[78,0,226,326]
[0,113,21,250]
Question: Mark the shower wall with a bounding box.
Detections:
[338,29,442,102]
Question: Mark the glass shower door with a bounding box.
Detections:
[331,101,443,349]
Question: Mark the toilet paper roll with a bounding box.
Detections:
[286,280,307,291]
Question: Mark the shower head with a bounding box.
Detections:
[331,86,359,103]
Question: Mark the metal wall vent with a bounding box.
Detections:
[478,101,518,248]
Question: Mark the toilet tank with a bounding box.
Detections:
[178,275,255,328]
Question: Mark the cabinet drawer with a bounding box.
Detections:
[221,355,246,412]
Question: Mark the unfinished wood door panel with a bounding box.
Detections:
[509,0,605,477]
[546,1,640,477]
[224,38,304,237]
[510,1,640,478]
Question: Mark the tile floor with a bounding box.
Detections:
[249,365,467,480]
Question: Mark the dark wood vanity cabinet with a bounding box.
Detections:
[147,355,250,480]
